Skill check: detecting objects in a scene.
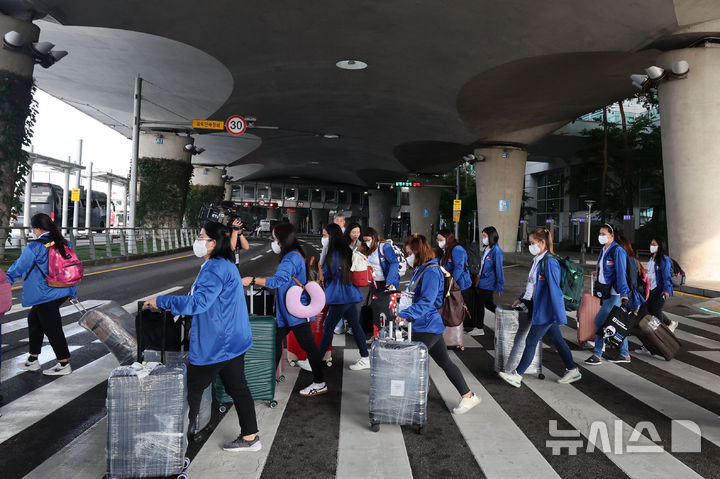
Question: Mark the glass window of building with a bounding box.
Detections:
[257,186,269,199]
[231,185,242,201]
[284,187,296,201]
[339,190,349,204]
[535,171,563,227]
[325,189,337,203]
[401,191,410,206]
[351,192,361,205]
[312,188,322,202]
[271,186,283,199]
[243,184,255,200]
[299,188,310,201]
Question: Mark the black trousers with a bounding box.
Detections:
[188,354,258,436]
[642,287,670,325]
[276,322,325,384]
[414,332,470,396]
[28,297,70,360]
[466,288,496,331]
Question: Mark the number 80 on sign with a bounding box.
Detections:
[226,115,247,135]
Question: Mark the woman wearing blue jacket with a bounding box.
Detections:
[6,213,77,376]
[360,227,400,291]
[499,228,581,387]
[245,223,327,397]
[397,235,481,415]
[317,224,369,370]
[436,229,473,330]
[636,238,676,355]
[585,223,631,366]
[145,221,259,452]
[475,226,504,329]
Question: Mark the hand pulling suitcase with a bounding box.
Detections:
[635,314,681,361]
[75,299,138,365]
[287,305,332,366]
[136,302,187,363]
[577,273,601,345]
[494,305,544,379]
[369,321,429,434]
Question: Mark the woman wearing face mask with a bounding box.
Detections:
[359,227,400,292]
[436,229,473,326]
[6,213,77,376]
[475,226,504,330]
[345,222,362,252]
[584,223,631,366]
[317,224,370,370]
[143,222,260,452]
[242,223,327,397]
[635,238,676,355]
[397,234,481,415]
[500,228,581,387]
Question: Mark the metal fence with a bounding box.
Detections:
[1,226,198,261]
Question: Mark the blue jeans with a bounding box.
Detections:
[319,303,368,358]
[593,295,629,357]
[516,322,576,375]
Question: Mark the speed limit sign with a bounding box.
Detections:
[226,115,247,135]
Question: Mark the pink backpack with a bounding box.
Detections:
[0,270,11,314]
[27,239,84,288]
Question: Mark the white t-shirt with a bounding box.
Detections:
[368,248,385,281]
[647,257,657,291]
[522,251,547,300]
[598,243,618,296]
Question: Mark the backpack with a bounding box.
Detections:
[670,258,686,286]
[26,237,83,288]
[412,263,468,327]
[380,240,407,277]
[626,257,649,300]
[467,241,482,276]
[0,269,11,314]
[540,254,584,311]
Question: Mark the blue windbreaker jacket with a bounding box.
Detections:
[322,252,363,305]
[265,250,314,327]
[477,245,505,292]
[402,259,445,334]
[534,255,568,326]
[377,242,400,288]
[442,245,472,290]
[596,242,630,298]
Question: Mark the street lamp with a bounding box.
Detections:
[585,200,596,248]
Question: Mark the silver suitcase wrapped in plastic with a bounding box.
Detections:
[369,322,429,434]
[106,362,189,479]
[76,300,137,366]
[494,305,544,379]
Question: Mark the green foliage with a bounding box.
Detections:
[439,164,477,241]
[185,184,225,227]
[136,157,193,227]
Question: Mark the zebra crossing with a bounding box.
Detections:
[2,294,720,478]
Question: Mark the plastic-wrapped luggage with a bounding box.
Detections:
[287,305,332,366]
[369,322,429,434]
[494,305,543,378]
[635,314,681,361]
[106,362,189,479]
[77,300,137,365]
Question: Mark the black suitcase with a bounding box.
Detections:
[136,301,190,363]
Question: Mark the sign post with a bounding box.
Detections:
[453,198,462,234]
[71,188,81,202]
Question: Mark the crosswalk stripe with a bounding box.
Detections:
[336,349,414,478]
[187,362,300,478]
[568,350,720,448]
[672,329,720,350]
[688,350,720,364]
[430,349,560,478]
[1,345,84,382]
[2,300,108,334]
[664,311,720,336]
[332,332,346,347]
[629,352,720,396]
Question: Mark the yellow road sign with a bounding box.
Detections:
[71,188,81,202]
[192,119,225,130]
[453,199,462,211]
[453,211,461,222]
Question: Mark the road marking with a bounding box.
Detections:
[673,329,720,350]
[664,311,720,336]
[188,360,300,478]
[630,352,720,396]
[265,249,272,253]
[1,345,84,382]
[688,350,720,364]
[250,255,263,261]
[431,348,560,479]
[332,332,346,347]
[336,350,414,478]
[2,300,108,334]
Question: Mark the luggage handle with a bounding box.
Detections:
[590,271,596,296]
[247,284,270,315]
[70,298,87,315]
[137,301,172,364]
[388,318,412,342]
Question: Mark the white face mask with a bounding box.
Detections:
[365,240,372,248]
[437,240,446,249]
[406,253,415,268]
[193,240,208,258]
[29,231,38,240]
[482,237,489,246]
[650,245,658,254]
[321,237,329,247]
[598,234,609,245]
[529,243,541,256]
[271,241,282,254]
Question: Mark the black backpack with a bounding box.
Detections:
[467,241,482,276]
[670,258,686,286]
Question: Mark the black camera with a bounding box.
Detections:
[199,203,255,232]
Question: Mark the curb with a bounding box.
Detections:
[80,247,192,268]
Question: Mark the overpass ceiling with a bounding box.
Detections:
[18,1,720,186]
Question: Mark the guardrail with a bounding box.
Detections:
[1,226,198,262]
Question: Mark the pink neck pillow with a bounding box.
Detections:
[286,277,326,319]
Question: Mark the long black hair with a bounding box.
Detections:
[344,222,362,246]
[650,237,668,262]
[31,213,68,257]
[274,222,305,259]
[326,223,352,285]
[482,226,499,248]
[203,221,234,262]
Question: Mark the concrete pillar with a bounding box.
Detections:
[311,208,328,233]
[409,176,442,238]
[267,208,280,220]
[657,46,720,281]
[224,182,232,201]
[191,166,224,187]
[474,146,527,253]
[286,208,305,230]
[368,190,393,237]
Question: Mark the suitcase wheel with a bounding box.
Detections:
[288,360,297,367]
[538,373,545,380]
[183,457,191,470]
[325,360,333,367]
[456,346,465,351]
[370,422,380,433]
[219,405,227,414]
[269,400,278,408]
[418,425,426,435]
[177,473,189,479]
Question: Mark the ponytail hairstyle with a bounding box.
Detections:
[529,227,554,255]
[31,213,68,258]
[326,223,352,284]
[274,222,305,259]
[203,221,234,262]
[617,234,645,275]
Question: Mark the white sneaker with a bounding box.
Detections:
[346,327,353,335]
[334,324,347,335]
[452,393,481,414]
[557,368,582,384]
[21,358,41,372]
[498,371,522,388]
[296,359,312,372]
[43,362,72,376]
[349,357,370,370]
[586,340,595,348]
[299,382,328,397]
[467,328,485,336]
[634,346,651,355]
[668,320,679,332]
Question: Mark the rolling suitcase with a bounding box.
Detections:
[494,305,544,378]
[577,273,601,345]
[287,305,332,366]
[136,302,187,363]
[76,300,138,365]
[369,321,429,434]
[368,289,402,338]
[246,286,281,407]
[635,314,681,361]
